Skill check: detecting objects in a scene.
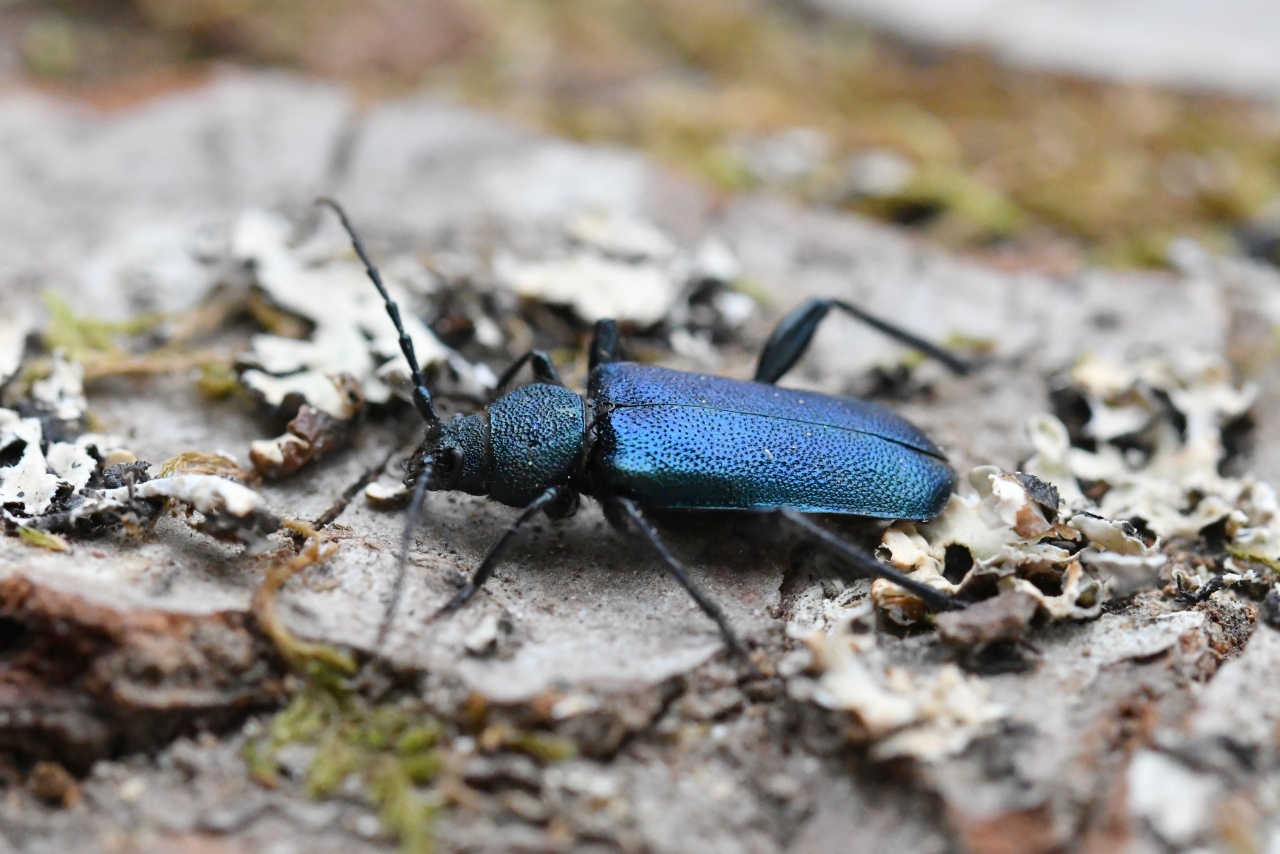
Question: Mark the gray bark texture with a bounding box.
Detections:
[3,71,1280,853]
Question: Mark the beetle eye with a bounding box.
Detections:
[446,447,464,486]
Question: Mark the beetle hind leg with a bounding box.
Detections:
[753,297,971,385]
[774,508,958,611]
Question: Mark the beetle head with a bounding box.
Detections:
[405,411,490,496]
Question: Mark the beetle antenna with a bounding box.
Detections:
[318,198,439,427]
[377,460,434,651]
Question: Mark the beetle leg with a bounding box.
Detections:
[588,319,621,372]
[433,486,576,618]
[753,297,971,385]
[608,497,755,665]
[493,350,564,397]
[773,508,959,611]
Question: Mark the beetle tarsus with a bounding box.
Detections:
[435,583,479,617]
[755,297,971,384]
[776,508,959,611]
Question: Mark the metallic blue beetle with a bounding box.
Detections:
[320,201,967,660]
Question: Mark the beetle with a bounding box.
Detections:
[319,200,968,660]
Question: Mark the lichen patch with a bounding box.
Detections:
[231,208,495,412]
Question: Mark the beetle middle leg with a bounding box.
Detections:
[772,508,958,611]
[588,319,622,371]
[605,496,753,663]
[492,350,564,396]
[434,485,579,616]
[754,297,971,384]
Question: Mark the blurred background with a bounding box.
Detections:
[3,0,1280,271]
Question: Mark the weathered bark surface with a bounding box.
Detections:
[801,0,1280,99]
[2,72,1279,853]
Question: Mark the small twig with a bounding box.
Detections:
[252,519,357,676]
[312,447,399,529]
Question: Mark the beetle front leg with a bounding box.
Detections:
[434,486,578,617]
[754,298,971,385]
[772,508,959,611]
[492,350,564,397]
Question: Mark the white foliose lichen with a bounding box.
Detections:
[874,351,1265,621]
[788,629,1007,763]
[496,209,750,328]
[0,348,130,517]
[0,315,35,390]
[1049,353,1256,539]
[788,350,1260,763]
[232,209,495,414]
[29,350,89,424]
[1,346,280,549]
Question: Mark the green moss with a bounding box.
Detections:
[42,292,161,362]
[446,0,1280,266]
[396,721,443,754]
[1225,544,1280,574]
[505,731,578,762]
[369,756,441,854]
[21,16,81,78]
[942,334,997,357]
[17,526,70,552]
[247,666,575,853]
[31,0,1280,266]
[247,682,444,853]
[901,166,1023,238]
[726,277,773,306]
[195,361,241,399]
[28,0,1280,266]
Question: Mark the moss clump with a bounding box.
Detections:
[195,360,242,399]
[245,530,575,852]
[246,535,439,854]
[41,291,241,387]
[475,721,577,762]
[43,292,161,363]
[246,683,443,854]
[246,670,580,852]
[17,526,70,552]
[1226,544,1280,574]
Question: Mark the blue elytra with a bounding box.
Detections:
[585,363,952,519]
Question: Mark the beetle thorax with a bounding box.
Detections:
[413,384,588,509]
[487,384,587,507]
